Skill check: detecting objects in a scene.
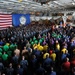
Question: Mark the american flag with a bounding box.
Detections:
[0,14,12,30]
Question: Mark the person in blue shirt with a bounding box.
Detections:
[36,64,45,75]
[0,58,4,74]
[20,56,28,75]
[6,63,14,75]
[49,67,56,75]
[12,54,19,68]
[30,55,38,75]
[0,39,4,46]
[16,64,23,75]
[33,48,41,59]
[61,52,67,61]
[43,55,52,72]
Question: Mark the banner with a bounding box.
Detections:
[0,14,12,30]
[12,14,30,27]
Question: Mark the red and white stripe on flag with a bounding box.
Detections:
[0,14,12,30]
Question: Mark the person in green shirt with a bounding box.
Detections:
[39,39,43,44]
[34,40,38,44]
[0,48,3,53]
[0,52,2,57]
[7,51,12,57]
[14,43,17,50]
[52,32,57,38]
[10,44,17,51]
[41,38,44,42]
[29,38,32,43]
[2,52,9,67]
[33,36,36,41]
[3,44,9,52]
[9,44,15,51]
[31,41,34,46]
[43,34,46,37]
[2,52,8,61]
[56,34,62,39]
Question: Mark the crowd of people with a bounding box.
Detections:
[0,23,75,75]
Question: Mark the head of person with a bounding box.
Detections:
[33,55,36,59]
[72,67,75,74]
[9,63,12,68]
[66,57,69,62]
[51,67,54,71]
[22,56,25,60]
[24,46,26,50]
[46,54,49,58]
[52,50,55,53]
[56,40,59,44]
[18,64,21,68]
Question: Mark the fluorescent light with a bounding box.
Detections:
[72,2,75,5]
[8,8,12,9]
[53,1,63,6]
[32,6,36,8]
[21,5,25,7]
[53,1,58,3]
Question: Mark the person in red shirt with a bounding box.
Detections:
[62,57,70,75]
[71,56,75,67]
[72,67,75,75]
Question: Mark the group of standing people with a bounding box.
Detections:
[0,23,75,75]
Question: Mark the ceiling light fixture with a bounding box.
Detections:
[18,0,22,2]
[72,0,75,5]
[72,2,75,5]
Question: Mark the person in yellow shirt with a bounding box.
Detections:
[56,40,60,51]
[33,44,37,50]
[43,53,49,59]
[37,43,43,51]
[43,43,48,51]
[61,48,67,54]
[50,51,56,61]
